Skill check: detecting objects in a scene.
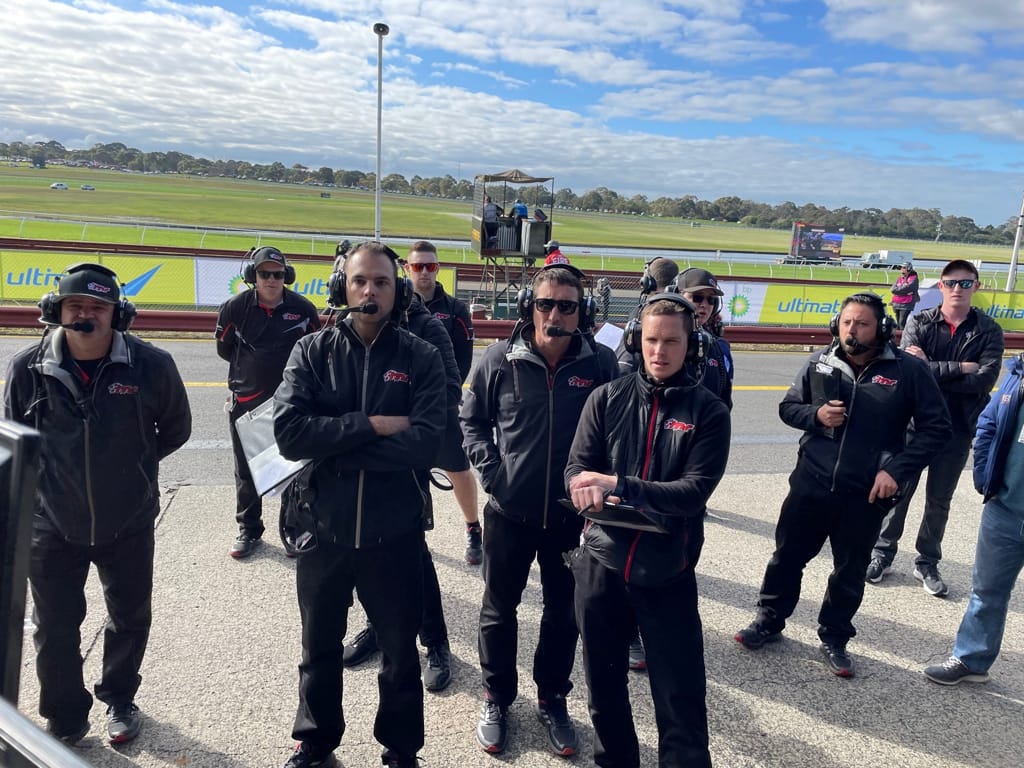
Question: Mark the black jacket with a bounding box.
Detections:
[422,284,475,383]
[273,319,446,548]
[460,323,619,530]
[900,306,1004,434]
[565,369,731,586]
[3,330,192,545]
[215,287,321,401]
[405,294,462,410]
[779,342,951,495]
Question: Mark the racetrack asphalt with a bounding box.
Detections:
[15,472,1024,768]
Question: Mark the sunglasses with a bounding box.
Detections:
[941,278,977,289]
[534,298,578,314]
[257,270,285,280]
[687,294,717,305]
[408,262,439,273]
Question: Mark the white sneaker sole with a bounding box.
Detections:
[913,567,949,596]
[866,565,892,584]
[924,669,990,685]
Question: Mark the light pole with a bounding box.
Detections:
[373,22,389,243]
[1005,190,1024,293]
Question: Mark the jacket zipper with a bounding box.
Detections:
[543,370,555,528]
[84,417,96,545]
[829,358,878,491]
[353,342,371,548]
[626,392,661,582]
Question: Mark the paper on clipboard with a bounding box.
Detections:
[559,498,668,534]
[233,398,311,497]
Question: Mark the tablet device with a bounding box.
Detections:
[559,499,668,534]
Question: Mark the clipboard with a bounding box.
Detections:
[559,498,668,534]
[234,398,311,497]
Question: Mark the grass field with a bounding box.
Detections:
[0,164,1014,288]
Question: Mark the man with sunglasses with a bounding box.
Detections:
[674,268,734,409]
[868,259,1004,596]
[215,246,320,558]
[461,265,618,756]
[406,241,481,565]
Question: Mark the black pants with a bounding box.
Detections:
[29,524,155,729]
[229,395,267,537]
[575,548,710,768]
[755,467,886,645]
[293,529,425,759]
[874,431,973,567]
[478,503,580,707]
[362,539,448,649]
[894,306,913,330]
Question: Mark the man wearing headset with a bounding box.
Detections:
[273,242,446,768]
[461,265,618,756]
[4,263,191,746]
[673,268,733,409]
[406,240,480,565]
[215,246,320,558]
[735,293,950,678]
[867,259,1003,596]
[566,293,730,768]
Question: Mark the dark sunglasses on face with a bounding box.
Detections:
[941,278,976,289]
[688,293,717,305]
[257,270,285,280]
[534,298,578,314]
[408,262,439,273]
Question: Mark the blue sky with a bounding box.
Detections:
[2,0,1022,225]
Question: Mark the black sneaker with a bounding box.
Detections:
[820,642,855,678]
[106,702,141,744]
[381,750,419,767]
[283,743,337,768]
[628,636,647,671]
[342,626,380,667]
[923,657,990,686]
[47,719,89,746]
[734,623,782,650]
[914,564,949,597]
[476,699,508,753]
[536,696,578,756]
[465,523,482,565]
[423,642,452,692]
[230,532,262,559]
[865,557,892,584]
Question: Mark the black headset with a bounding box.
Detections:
[829,292,895,342]
[241,246,296,285]
[639,258,659,295]
[623,292,705,364]
[515,263,596,333]
[38,263,137,333]
[327,242,412,321]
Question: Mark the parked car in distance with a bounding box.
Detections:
[80,184,95,191]
[49,182,68,190]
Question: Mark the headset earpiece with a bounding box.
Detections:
[327,250,412,321]
[516,286,534,322]
[640,258,658,295]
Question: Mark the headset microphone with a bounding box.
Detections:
[340,302,379,316]
[60,321,95,332]
[843,336,879,355]
[545,326,579,338]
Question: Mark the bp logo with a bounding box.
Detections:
[728,295,750,318]
[229,275,248,295]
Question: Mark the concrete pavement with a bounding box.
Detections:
[15,472,1024,768]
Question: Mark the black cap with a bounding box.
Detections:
[56,264,119,304]
[676,268,723,296]
[254,247,287,268]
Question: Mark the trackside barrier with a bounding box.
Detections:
[2,307,1024,349]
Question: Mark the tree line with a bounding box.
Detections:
[4,139,1017,246]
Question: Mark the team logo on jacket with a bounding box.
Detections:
[1002,393,1012,404]
[108,382,139,395]
[664,418,694,432]
[567,375,594,388]
[707,358,719,368]
[871,375,897,387]
[384,369,410,384]
[433,312,451,320]
[283,312,301,321]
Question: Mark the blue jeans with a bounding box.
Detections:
[951,501,1024,673]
